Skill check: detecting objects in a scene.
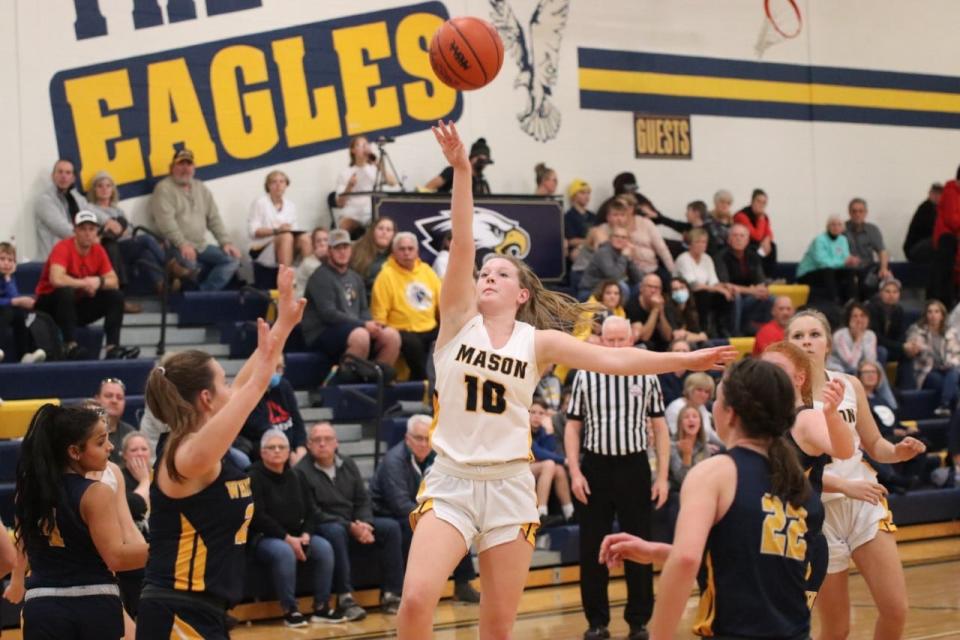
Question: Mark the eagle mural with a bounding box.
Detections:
[488,0,571,142]
[414,207,532,260]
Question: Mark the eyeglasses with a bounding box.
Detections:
[407,434,429,444]
[262,444,289,452]
[309,436,336,444]
[100,377,126,391]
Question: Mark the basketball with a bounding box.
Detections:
[429,17,504,91]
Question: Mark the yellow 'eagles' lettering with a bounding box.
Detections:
[760,493,807,561]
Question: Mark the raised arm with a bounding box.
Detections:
[433,121,478,348]
[791,380,855,460]
[848,374,925,464]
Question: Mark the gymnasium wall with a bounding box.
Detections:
[3,0,958,262]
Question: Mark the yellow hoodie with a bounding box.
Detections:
[370,256,442,332]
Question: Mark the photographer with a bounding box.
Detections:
[423,137,492,196]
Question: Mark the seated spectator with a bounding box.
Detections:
[35,159,97,259]
[294,228,329,299]
[295,422,403,616]
[734,188,777,275]
[622,194,675,281]
[867,278,907,364]
[117,432,151,538]
[666,277,707,344]
[668,404,713,492]
[752,295,795,356]
[423,137,492,197]
[350,216,396,290]
[250,429,343,626]
[555,280,627,385]
[93,377,137,462]
[797,215,857,305]
[149,149,241,291]
[369,415,480,604]
[828,302,897,408]
[302,229,400,381]
[612,171,660,219]
[0,242,45,363]
[87,170,169,299]
[904,183,942,264]
[658,339,691,406]
[240,355,307,465]
[431,231,451,279]
[370,232,441,381]
[845,198,891,300]
[534,162,558,196]
[577,226,642,301]
[335,136,398,235]
[625,273,676,351]
[931,165,960,308]
[572,197,633,285]
[248,170,311,268]
[648,199,709,258]
[34,211,138,360]
[664,373,716,440]
[705,189,734,255]
[564,179,596,262]
[904,299,960,417]
[529,399,574,527]
[675,228,732,336]
[715,223,771,335]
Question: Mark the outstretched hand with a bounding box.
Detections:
[275,264,306,329]
[684,345,738,372]
[599,532,658,569]
[254,317,281,369]
[432,120,470,172]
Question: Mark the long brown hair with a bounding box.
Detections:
[762,341,813,406]
[349,216,395,278]
[145,350,216,482]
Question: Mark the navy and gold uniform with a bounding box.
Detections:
[22,474,124,640]
[137,456,254,640]
[693,447,822,640]
[788,407,831,604]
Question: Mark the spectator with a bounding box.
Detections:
[666,277,707,344]
[534,162,558,196]
[248,170,311,268]
[904,299,960,417]
[675,228,732,336]
[369,415,480,604]
[612,171,660,220]
[564,179,596,262]
[431,231,451,279]
[734,188,777,275]
[295,422,404,617]
[149,149,241,291]
[335,136,398,235]
[117,432,151,538]
[35,159,98,259]
[868,278,907,364]
[577,226,642,301]
[86,170,170,299]
[668,404,712,492]
[240,354,307,465]
[705,189,735,255]
[529,398,575,525]
[664,373,716,440]
[250,428,343,626]
[931,165,960,307]
[302,229,400,380]
[796,214,857,305]
[564,316,670,640]
[828,302,897,409]
[34,211,138,360]
[658,339,691,406]
[752,295,795,356]
[294,228,329,299]
[423,137,492,197]
[93,377,137,462]
[555,279,628,389]
[715,223,771,335]
[370,232,442,381]
[646,200,708,258]
[622,194,675,280]
[903,183,942,264]
[845,198,891,299]
[350,216,396,290]
[0,242,45,363]
[626,273,676,351]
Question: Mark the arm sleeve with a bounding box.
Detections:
[714,253,731,283]
[379,456,418,517]
[248,198,268,240]
[249,474,289,539]
[939,187,960,234]
[299,475,316,535]
[703,256,719,286]
[150,186,187,247]
[306,271,362,326]
[566,371,587,420]
[0,278,19,306]
[647,375,665,418]
[350,460,375,524]
[95,245,114,276]
[810,236,845,269]
[334,168,350,197]
[357,278,372,322]
[35,192,75,242]
[864,331,878,363]
[626,259,644,284]
[369,273,388,325]
[648,224,675,272]
[655,213,692,234]
[674,253,697,283]
[591,245,623,279]
[669,446,691,487]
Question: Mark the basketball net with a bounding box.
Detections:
[755,0,802,59]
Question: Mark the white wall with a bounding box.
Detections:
[4,0,958,261]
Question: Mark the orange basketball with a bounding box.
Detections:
[429,17,504,91]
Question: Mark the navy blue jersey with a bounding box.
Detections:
[144,456,254,606]
[25,474,116,588]
[693,447,822,639]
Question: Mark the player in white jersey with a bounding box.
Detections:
[395,122,737,639]
[787,309,925,640]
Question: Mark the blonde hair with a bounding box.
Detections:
[683,372,715,397]
[88,171,119,206]
[688,227,709,243]
[786,309,833,356]
[264,170,290,192]
[674,403,708,445]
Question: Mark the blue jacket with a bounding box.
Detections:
[531,427,565,464]
[370,440,435,519]
[0,275,19,307]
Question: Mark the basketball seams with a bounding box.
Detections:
[483,22,504,76]
[436,29,480,89]
[449,20,489,86]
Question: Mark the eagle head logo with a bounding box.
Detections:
[414,207,531,260]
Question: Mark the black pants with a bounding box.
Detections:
[928,235,957,309]
[799,268,856,306]
[399,328,437,381]
[578,451,653,629]
[0,304,31,359]
[906,238,933,264]
[22,593,124,640]
[693,290,731,337]
[35,287,124,345]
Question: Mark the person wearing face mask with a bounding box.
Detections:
[797,214,858,306]
[239,354,307,465]
[666,277,708,345]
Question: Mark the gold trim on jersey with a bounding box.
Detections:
[171,614,204,639]
[174,514,207,592]
[693,551,716,636]
[877,496,897,533]
[520,522,539,546]
[409,498,434,531]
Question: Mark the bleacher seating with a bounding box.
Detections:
[175,290,271,326]
[0,359,153,400]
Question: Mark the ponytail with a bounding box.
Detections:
[768,435,810,507]
[145,350,215,483]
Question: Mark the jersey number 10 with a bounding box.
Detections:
[464,375,507,414]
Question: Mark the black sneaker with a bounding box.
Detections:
[583,626,610,640]
[539,513,564,528]
[335,594,367,621]
[310,606,346,624]
[283,610,307,627]
[65,343,91,361]
[627,626,649,640]
[453,580,480,604]
[380,591,401,615]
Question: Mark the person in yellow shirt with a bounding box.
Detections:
[370,232,442,380]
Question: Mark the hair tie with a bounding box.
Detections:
[156,366,166,375]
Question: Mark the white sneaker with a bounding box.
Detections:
[20,349,46,364]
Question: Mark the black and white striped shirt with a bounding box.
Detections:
[567,371,665,455]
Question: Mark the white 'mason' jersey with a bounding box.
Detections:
[431,315,539,465]
[815,370,874,502]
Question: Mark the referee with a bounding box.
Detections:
[565,316,670,640]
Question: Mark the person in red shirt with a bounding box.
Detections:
[931,165,960,306]
[34,211,138,359]
[751,295,795,356]
[733,188,777,276]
